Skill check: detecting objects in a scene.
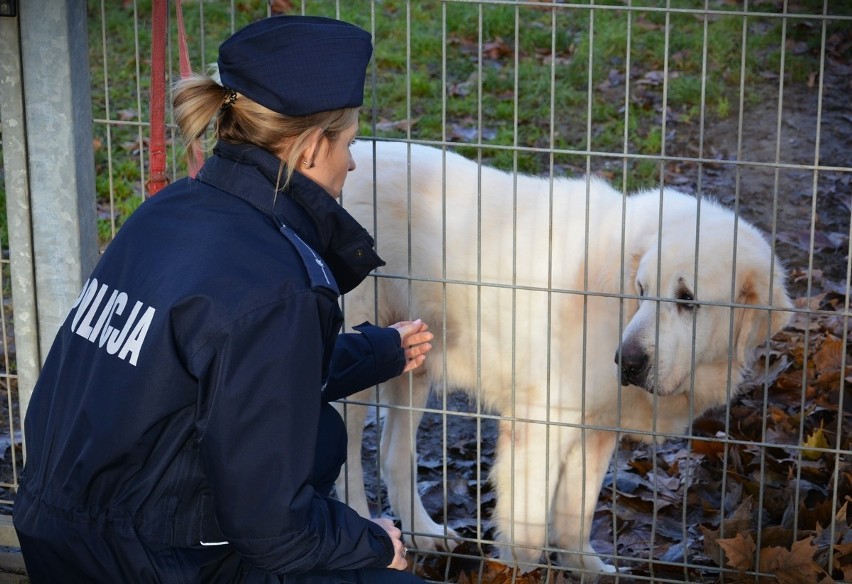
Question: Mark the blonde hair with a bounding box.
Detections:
[172,73,359,189]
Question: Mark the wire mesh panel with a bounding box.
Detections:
[28,0,852,582]
[0,86,21,521]
[331,1,852,582]
[87,0,262,245]
[0,229,21,517]
[0,80,19,527]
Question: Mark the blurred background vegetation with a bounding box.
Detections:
[1,0,847,249]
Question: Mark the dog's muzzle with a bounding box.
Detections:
[614,342,651,390]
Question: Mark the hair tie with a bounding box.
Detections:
[221,88,238,109]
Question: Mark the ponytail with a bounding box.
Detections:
[172,73,358,190]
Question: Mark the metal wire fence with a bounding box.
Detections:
[2,0,851,581]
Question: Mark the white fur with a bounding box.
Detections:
[336,141,792,573]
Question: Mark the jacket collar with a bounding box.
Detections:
[195,141,384,294]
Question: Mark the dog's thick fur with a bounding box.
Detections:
[336,141,792,573]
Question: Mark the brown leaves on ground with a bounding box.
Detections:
[417,545,580,584]
[687,294,852,582]
[705,498,836,582]
[759,539,823,584]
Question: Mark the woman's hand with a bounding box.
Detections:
[370,517,409,570]
[389,319,433,373]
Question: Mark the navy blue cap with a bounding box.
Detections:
[218,16,372,116]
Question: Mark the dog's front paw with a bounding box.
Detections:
[409,525,460,552]
[557,550,617,575]
[598,562,618,573]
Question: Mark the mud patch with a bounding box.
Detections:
[676,52,852,298]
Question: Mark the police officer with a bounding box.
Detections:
[14,16,431,584]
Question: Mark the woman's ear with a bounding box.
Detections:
[301,128,325,169]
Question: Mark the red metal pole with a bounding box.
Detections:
[146,0,169,197]
[175,0,204,177]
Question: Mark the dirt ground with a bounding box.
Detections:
[698,48,852,299]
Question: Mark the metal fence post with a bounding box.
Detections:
[6,0,99,425]
[0,2,35,461]
[21,0,99,347]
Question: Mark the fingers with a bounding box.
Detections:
[403,339,432,372]
[369,517,409,571]
[401,353,427,373]
[405,338,432,358]
[402,322,433,349]
[388,319,433,373]
[390,319,428,339]
[388,537,408,570]
[404,330,432,347]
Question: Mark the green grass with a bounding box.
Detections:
[304,0,843,186]
[82,0,848,243]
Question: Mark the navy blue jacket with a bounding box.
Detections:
[14,141,404,579]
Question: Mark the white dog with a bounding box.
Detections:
[336,140,792,574]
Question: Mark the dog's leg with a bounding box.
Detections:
[492,418,559,568]
[380,373,458,551]
[333,394,373,518]
[552,429,618,574]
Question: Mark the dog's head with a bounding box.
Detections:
[615,195,792,400]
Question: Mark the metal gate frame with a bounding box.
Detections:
[0,0,99,547]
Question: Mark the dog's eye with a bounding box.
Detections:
[677,290,696,311]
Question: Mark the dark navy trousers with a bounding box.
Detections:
[18,404,425,584]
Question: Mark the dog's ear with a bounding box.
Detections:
[733,268,792,363]
[623,252,642,292]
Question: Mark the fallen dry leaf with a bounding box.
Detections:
[718,532,757,571]
[803,421,831,460]
[813,335,845,374]
[758,537,823,584]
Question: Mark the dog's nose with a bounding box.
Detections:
[615,343,648,387]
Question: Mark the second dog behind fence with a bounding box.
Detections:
[335,140,792,574]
